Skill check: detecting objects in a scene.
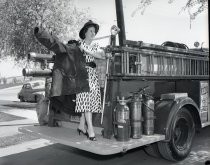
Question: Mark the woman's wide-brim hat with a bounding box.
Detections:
[79,20,99,39]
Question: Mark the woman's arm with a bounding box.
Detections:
[80,42,106,59]
[34,27,66,54]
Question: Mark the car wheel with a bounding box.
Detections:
[34,95,38,103]
[19,96,24,102]
[35,95,44,103]
[157,107,195,161]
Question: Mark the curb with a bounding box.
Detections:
[0,139,54,157]
[2,102,36,109]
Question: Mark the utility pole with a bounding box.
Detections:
[115,0,126,46]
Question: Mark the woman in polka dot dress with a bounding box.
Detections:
[76,20,108,141]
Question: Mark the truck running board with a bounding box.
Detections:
[19,126,165,155]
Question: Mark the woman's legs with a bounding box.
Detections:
[84,112,95,137]
[78,113,86,132]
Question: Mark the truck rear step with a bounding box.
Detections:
[19,126,165,155]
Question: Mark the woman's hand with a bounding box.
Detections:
[78,41,84,52]
[111,25,120,36]
[105,53,112,59]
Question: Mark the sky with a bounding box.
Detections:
[75,0,208,48]
[0,57,22,78]
[0,0,208,78]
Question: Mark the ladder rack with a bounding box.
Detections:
[110,44,209,80]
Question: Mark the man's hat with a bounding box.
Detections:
[79,20,99,39]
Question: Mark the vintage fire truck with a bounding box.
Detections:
[19,0,209,162]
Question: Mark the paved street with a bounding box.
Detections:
[0,85,21,101]
[0,86,210,165]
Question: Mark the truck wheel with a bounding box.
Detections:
[144,143,162,158]
[158,107,195,161]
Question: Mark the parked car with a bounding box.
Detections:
[17,80,45,102]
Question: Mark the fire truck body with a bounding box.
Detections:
[20,40,209,161]
[19,0,209,161]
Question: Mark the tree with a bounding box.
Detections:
[132,0,208,22]
[0,0,91,61]
[12,77,17,84]
[3,77,7,84]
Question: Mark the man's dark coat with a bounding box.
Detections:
[34,27,89,97]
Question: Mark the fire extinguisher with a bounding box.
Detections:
[142,94,155,135]
[129,93,143,139]
[113,96,130,142]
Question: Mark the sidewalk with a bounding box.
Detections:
[0,101,103,158]
[0,139,54,157]
[0,105,38,136]
[0,105,54,157]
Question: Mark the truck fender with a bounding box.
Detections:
[154,97,201,141]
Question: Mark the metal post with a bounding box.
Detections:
[115,0,126,46]
[101,57,110,124]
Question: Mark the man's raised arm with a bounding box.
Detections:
[34,27,66,54]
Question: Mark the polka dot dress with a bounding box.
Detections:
[75,41,102,113]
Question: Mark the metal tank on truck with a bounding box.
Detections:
[113,96,130,141]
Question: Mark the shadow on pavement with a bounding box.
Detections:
[0,100,36,109]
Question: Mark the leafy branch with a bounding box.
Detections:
[132,0,208,23]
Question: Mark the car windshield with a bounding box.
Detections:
[31,81,45,89]
[32,82,41,88]
[25,84,31,89]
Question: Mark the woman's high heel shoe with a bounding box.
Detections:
[88,136,97,141]
[87,132,97,141]
[77,128,88,136]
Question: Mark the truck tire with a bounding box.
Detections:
[144,143,162,158]
[157,107,195,161]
